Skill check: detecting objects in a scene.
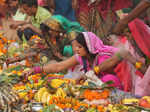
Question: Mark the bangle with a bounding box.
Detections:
[42,65,44,72]
[94,66,100,74]
[116,53,123,61]
[135,62,142,69]
[34,66,42,73]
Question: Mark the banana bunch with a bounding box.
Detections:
[35,87,49,103]
[107,104,128,112]
[35,87,66,105]
[122,98,139,104]
[50,79,67,89]
[106,104,140,112]
[55,88,66,98]
[86,108,97,112]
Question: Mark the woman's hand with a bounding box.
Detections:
[53,51,63,59]
[119,50,148,74]
[72,0,78,10]
[10,23,18,29]
[23,68,34,80]
[140,65,147,74]
[76,75,87,84]
[21,24,31,30]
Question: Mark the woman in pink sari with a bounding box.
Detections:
[24,31,150,96]
[24,32,124,89]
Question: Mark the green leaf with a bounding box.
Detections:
[48,104,55,110]
[26,85,31,90]
[10,79,19,84]
[43,104,56,112]
[22,34,27,45]
[105,81,114,85]
[5,65,22,72]
[55,110,61,112]
[29,79,34,85]
[88,81,97,87]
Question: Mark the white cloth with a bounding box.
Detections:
[64,65,84,79]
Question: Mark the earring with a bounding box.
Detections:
[59,33,63,36]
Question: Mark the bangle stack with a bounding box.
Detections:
[135,62,142,69]
[94,66,100,74]
[34,66,42,74]
[34,65,45,73]
[41,65,44,72]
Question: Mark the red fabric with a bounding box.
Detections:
[113,0,132,11]
[0,13,4,18]
[77,0,89,14]
[128,19,150,58]
[135,70,144,78]
[120,36,127,44]
[77,0,132,19]
[97,0,132,19]
[0,5,8,18]
[114,61,132,92]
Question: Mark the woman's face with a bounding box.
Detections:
[107,34,118,45]
[9,0,18,8]
[48,30,59,38]
[71,40,77,54]
[19,6,26,14]
[22,4,37,16]
[72,40,87,57]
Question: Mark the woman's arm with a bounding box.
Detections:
[47,0,55,13]
[119,50,147,74]
[21,24,42,35]
[42,55,78,73]
[95,50,147,74]
[112,0,150,34]
[23,55,78,78]
[96,53,122,73]
[72,0,78,10]
[10,20,29,29]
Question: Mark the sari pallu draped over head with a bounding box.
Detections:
[128,18,150,59]
[82,32,118,55]
[76,32,123,89]
[44,15,85,38]
[50,15,85,34]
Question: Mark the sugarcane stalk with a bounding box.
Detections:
[0,91,5,108]
[3,105,7,112]
[6,84,19,101]
[1,94,11,105]
[7,105,11,112]
[3,86,19,102]
[1,88,16,103]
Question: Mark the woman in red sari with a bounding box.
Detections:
[109,18,150,96]
[72,0,132,40]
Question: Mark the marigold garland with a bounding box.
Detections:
[83,89,110,101]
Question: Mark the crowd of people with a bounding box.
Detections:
[0,0,150,98]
